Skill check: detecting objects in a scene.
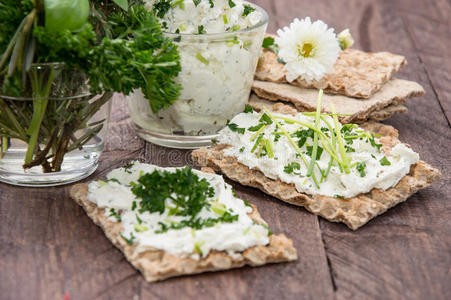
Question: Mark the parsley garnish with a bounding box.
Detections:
[227,123,245,134]
[284,162,301,175]
[193,0,201,6]
[345,145,355,153]
[105,178,121,184]
[131,167,214,216]
[153,0,172,18]
[228,0,236,8]
[124,161,135,174]
[259,223,273,236]
[380,156,391,166]
[239,147,245,153]
[198,25,206,34]
[369,134,382,152]
[109,208,121,222]
[131,201,137,211]
[131,167,240,234]
[242,4,256,16]
[208,0,215,8]
[211,138,218,144]
[356,162,366,177]
[274,133,281,142]
[244,105,254,113]
[121,233,135,245]
[259,113,273,125]
[262,37,279,53]
[334,195,345,199]
[306,146,324,160]
[244,200,252,208]
[292,129,314,148]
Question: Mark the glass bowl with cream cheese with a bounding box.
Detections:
[127,0,268,148]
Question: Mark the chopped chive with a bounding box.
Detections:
[264,138,274,158]
[196,53,209,65]
[251,133,264,153]
[330,104,350,174]
[243,40,252,50]
[223,14,228,24]
[250,124,266,141]
[307,90,323,178]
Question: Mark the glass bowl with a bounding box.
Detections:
[127,3,268,149]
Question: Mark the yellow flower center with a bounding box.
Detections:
[298,42,315,58]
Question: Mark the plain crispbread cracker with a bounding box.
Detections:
[248,93,409,123]
[70,182,297,283]
[255,48,407,99]
[191,104,441,230]
[251,78,424,124]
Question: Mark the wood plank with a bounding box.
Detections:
[395,0,451,126]
[269,0,450,299]
[1,1,450,299]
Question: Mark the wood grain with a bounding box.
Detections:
[0,1,450,299]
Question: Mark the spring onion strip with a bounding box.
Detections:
[262,106,320,189]
[320,116,337,182]
[256,140,264,158]
[307,90,323,177]
[330,104,350,174]
[251,133,263,153]
[265,138,274,158]
[250,125,266,141]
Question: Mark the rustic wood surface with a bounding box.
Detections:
[1,1,450,299]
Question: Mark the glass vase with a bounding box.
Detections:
[0,63,112,187]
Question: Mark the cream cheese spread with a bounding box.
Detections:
[218,110,420,198]
[129,1,267,135]
[87,162,270,258]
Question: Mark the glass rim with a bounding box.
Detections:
[162,2,269,38]
[0,62,92,100]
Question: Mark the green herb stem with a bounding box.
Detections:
[330,104,350,174]
[262,106,320,189]
[307,90,323,177]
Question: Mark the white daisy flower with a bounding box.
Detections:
[276,17,340,83]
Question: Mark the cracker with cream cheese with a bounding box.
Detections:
[192,104,441,230]
[70,172,297,283]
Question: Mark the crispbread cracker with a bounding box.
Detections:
[251,79,424,123]
[256,48,406,98]
[191,105,441,230]
[70,184,297,283]
[248,93,408,123]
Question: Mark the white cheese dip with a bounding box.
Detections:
[87,162,269,258]
[218,111,420,198]
[128,1,267,136]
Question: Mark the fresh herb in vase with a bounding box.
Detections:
[0,0,181,184]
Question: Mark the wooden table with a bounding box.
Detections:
[1,1,450,299]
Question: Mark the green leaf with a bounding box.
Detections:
[262,37,274,49]
[306,146,324,160]
[112,0,128,11]
[380,156,391,166]
[227,123,245,134]
[356,162,366,177]
[243,104,254,113]
[242,4,255,17]
[284,162,301,175]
